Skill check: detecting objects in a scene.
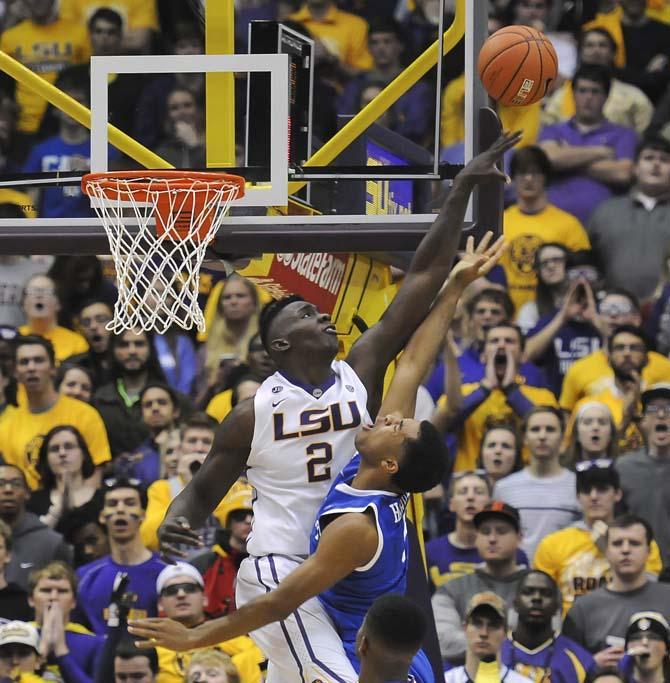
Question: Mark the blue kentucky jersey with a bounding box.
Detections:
[310,453,435,682]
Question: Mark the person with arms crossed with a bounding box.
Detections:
[502,571,595,683]
[129,232,506,682]
[144,133,521,682]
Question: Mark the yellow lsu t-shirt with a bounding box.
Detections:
[18,325,89,363]
[156,637,264,683]
[0,395,111,489]
[60,0,159,31]
[502,204,591,314]
[560,350,670,411]
[0,18,89,133]
[439,382,558,472]
[534,524,662,615]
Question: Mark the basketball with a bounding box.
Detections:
[478,25,558,107]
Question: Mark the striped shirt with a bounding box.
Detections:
[493,468,580,561]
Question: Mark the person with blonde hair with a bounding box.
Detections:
[185,649,241,683]
[564,401,619,469]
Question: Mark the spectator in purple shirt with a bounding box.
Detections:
[337,18,432,145]
[539,64,637,225]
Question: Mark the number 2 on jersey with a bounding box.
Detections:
[306,442,333,483]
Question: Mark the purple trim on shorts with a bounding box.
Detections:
[254,556,305,682]
[267,554,349,683]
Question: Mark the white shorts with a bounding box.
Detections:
[236,554,358,683]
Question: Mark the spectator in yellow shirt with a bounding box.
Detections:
[0,0,89,137]
[502,146,591,314]
[0,335,111,490]
[19,275,88,364]
[153,562,263,683]
[534,460,661,615]
[290,0,374,74]
[436,324,557,471]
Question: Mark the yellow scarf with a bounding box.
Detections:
[474,660,503,683]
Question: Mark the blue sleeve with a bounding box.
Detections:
[538,124,563,144]
[614,127,638,159]
[424,361,445,403]
[56,652,94,683]
[505,386,535,418]
[176,336,198,395]
[450,387,490,429]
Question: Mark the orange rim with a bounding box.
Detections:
[82,170,246,200]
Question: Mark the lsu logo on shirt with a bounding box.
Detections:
[273,401,362,441]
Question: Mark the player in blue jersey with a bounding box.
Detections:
[128,234,506,678]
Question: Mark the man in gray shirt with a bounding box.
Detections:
[616,383,670,566]
[588,135,670,301]
[562,515,670,670]
[432,502,528,664]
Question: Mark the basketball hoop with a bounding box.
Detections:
[82,170,245,334]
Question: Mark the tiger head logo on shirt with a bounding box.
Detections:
[509,234,544,277]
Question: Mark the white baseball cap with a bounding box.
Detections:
[155,562,204,595]
[0,621,40,651]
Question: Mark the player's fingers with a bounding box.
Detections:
[474,231,493,254]
[158,545,188,562]
[484,234,505,256]
[465,234,475,255]
[163,526,203,545]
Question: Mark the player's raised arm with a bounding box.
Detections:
[129,511,378,649]
[379,232,505,419]
[346,131,521,414]
[156,399,255,557]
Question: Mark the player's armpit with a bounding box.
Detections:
[158,398,255,555]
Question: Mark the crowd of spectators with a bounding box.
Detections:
[1,0,670,682]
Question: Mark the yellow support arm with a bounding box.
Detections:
[286,0,465,197]
[0,51,172,170]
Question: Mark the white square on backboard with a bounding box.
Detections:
[90,53,289,208]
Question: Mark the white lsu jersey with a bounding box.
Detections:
[246,360,370,557]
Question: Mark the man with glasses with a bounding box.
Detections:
[19,274,88,363]
[616,384,670,566]
[501,145,590,314]
[76,478,166,635]
[561,298,670,413]
[562,515,670,669]
[535,461,661,616]
[151,562,262,682]
[0,464,72,591]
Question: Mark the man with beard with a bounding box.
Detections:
[93,329,190,456]
[567,325,662,453]
[66,298,114,388]
[76,478,167,635]
[0,335,110,489]
[622,612,670,683]
[441,324,557,472]
[502,571,595,683]
[616,384,670,566]
[0,464,72,591]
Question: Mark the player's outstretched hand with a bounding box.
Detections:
[158,516,203,561]
[449,232,506,290]
[459,130,522,184]
[128,617,195,652]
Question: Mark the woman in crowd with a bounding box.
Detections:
[517,242,570,333]
[56,362,94,403]
[29,425,103,534]
[199,275,260,391]
[563,401,618,468]
[155,86,206,169]
[477,422,524,485]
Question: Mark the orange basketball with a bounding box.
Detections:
[477,25,558,107]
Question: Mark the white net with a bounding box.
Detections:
[83,173,243,335]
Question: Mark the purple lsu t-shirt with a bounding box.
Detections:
[538,118,637,225]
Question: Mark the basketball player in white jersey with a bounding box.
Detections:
[155,132,520,682]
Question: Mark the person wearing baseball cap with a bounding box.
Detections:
[535,460,662,616]
[0,620,50,681]
[433,502,528,663]
[616,383,670,567]
[623,612,670,683]
[446,592,533,683]
[152,561,263,683]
